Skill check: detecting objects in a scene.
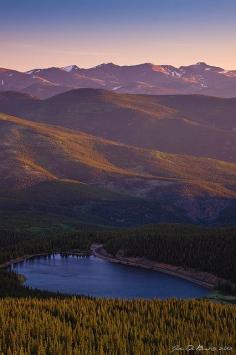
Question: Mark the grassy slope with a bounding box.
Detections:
[1,112,236,196]
[1,90,235,163]
[0,112,236,226]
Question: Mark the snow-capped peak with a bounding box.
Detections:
[62,65,79,72]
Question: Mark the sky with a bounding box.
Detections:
[0,0,236,71]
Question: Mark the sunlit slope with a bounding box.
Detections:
[1,90,235,163]
[1,112,236,225]
[1,112,236,199]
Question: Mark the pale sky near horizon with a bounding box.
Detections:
[0,0,236,71]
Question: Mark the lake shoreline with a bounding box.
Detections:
[0,253,51,269]
[0,251,90,270]
[91,244,219,290]
[1,246,220,291]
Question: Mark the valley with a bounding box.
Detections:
[1,1,236,353]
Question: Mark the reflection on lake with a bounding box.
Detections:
[12,254,210,299]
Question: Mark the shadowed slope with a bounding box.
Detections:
[1,112,236,196]
[1,112,236,224]
[1,90,235,163]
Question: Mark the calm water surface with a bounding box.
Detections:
[12,254,210,299]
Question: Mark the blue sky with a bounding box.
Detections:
[1,0,236,70]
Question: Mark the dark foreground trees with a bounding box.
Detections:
[0,297,235,355]
[0,225,235,354]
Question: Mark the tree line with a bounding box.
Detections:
[1,224,236,292]
[0,224,235,354]
[104,224,236,291]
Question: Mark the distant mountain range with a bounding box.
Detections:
[0,89,236,226]
[1,62,236,98]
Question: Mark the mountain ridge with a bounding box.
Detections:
[1,62,236,98]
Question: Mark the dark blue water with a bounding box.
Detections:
[12,254,210,299]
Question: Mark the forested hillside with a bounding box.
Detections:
[0,297,235,355]
[1,225,236,290]
[104,225,236,286]
[0,224,235,354]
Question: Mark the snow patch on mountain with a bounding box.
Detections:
[153,65,183,78]
[112,86,122,91]
[62,65,79,72]
[219,70,236,78]
[26,69,41,75]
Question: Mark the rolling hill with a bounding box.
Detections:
[1,89,236,163]
[1,112,236,225]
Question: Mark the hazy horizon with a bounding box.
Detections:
[1,0,236,71]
